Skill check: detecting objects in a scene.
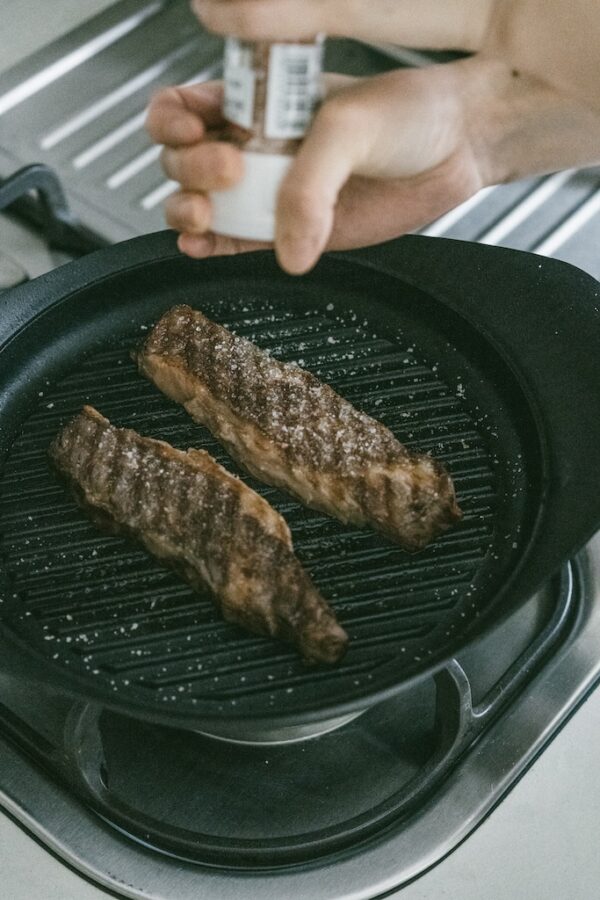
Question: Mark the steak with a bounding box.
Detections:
[49,406,348,664]
[137,305,461,551]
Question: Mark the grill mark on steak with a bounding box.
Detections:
[137,305,462,552]
[49,406,348,665]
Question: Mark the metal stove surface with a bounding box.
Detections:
[0,535,598,899]
[1,3,600,898]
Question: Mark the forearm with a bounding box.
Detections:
[463,54,600,186]
[486,0,600,113]
[193,0,495,50]
[326,0,495,49]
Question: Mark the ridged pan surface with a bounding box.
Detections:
[0,255,537,724]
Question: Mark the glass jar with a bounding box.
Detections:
[211,36,324,241]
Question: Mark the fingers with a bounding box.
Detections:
[161,142,245,250]
[165,191,212,234]
[148,82,243,252]
[177,232,271,258]
[146,82,225,146]
[147,79,269,263]
[273,59,484,273]
[174,146,482,269]
[193,0,326,41]
[275,99,372,274]
[161,141,244,191]
[193,0,495,52]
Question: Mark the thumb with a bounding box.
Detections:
[274,103,369,275]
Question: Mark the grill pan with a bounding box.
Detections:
[0,231,599,730]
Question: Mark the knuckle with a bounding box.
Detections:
[318,95,360,132]
[178,148,200,184]
[147,88,196,146]
[173,146,204,188]
[207,143,243,187]
[151,85,177,107]
[146,88,166,117]
[162,143,241,191]
[162,142,238,191]
[213,144,236,179]
[196,6,218,32]
[164,198,183,230]
[147,87,178,121]
[187,199,210,232]
[166,193,209,233]
[159,146,179,180]
[145,94,168,139]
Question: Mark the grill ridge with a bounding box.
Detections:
[0,298,503,717]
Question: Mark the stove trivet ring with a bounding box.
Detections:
[194,709,367,746]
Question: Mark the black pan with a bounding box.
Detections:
[1,231,599,731]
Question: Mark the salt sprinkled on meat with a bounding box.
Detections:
[137,306,462,550]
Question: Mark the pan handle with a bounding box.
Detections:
[0,164,105,255]
[342,235,600,602]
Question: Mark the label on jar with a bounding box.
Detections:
[264,42,323,139]
[223,37,256,130]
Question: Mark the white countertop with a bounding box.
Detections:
[0,2,598,897]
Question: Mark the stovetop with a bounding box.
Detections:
[1,3,600,899]
[0,535,598,899]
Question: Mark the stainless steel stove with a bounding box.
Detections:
[1,3,599,898]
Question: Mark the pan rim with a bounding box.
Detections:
[0,234,580,727]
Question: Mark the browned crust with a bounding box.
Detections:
[137,306,462,551]
[49,406,348,664]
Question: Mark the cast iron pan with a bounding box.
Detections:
[0,231,599,730]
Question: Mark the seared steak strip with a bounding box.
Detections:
[49,406,348,664]
[137,305,461,551]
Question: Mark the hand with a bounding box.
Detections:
[192,0,492,50]
[147,69,485,272]
[147,0,600,274]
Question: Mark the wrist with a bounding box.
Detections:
[462,55,600,186]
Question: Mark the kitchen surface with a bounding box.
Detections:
[0,3,599,899]
[1,687,598,900]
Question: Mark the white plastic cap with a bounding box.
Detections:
[210,150,293,242]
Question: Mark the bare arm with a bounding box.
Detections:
[146,0,600,273]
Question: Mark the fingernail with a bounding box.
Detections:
[276,233,320,275]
